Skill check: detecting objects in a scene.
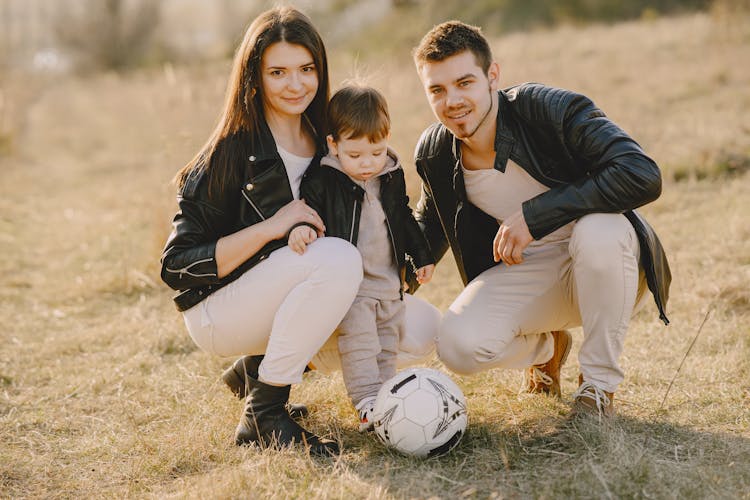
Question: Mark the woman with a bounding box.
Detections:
[161,7,441,456]
[161,7,360,456]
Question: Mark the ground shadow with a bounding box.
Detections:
[331,413,750,498]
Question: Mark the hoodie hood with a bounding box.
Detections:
[320,146,401,182]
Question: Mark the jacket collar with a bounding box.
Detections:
[320,147,401,179]
[250,118,280,162]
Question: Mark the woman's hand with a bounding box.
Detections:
[268,199,325,239]
[215,200,324,278]
[288,225,318,255]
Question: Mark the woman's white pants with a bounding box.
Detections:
[182,237,440,385]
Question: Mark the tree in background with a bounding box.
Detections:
[55,0,160,71]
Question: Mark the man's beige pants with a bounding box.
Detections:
[438,213,647,393]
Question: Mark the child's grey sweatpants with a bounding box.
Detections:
[337,296,405,406]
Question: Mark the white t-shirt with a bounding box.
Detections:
[277,145,313,200]
[462,158,574,246]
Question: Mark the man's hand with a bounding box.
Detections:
[415,264,435,284]
[288,225,318,255]
[493,210,534,265]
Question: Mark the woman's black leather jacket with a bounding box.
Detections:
[412,84,671,324]
[160,125,322,311]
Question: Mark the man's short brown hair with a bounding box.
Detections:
[413,21,493,74]
[327,85,390,142]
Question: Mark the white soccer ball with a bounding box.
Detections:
[372,368,467,457]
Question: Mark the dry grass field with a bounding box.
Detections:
[1,11,749,499]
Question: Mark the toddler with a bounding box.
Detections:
[288,85,435,430]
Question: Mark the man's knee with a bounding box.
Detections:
[400,294,441,359]
[570,214,637,272]
[436,311,483,375]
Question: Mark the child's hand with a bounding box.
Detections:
[288,225,318,255]
[415,264,435,284]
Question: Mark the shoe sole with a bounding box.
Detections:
[571,400,615,420]
[558,330,572,367]
[222,365,246,398]
[235,434,339,456]
[553,330,573,398]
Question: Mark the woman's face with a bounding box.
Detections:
[260,41,319,122]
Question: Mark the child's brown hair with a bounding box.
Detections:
[327,85,390,142]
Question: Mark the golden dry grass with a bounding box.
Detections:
[1,11,749,499]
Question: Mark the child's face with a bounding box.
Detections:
[327,135,389,182]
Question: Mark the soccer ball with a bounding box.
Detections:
[372,368,467,457]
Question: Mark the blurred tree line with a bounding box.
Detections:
[27,0,741,72]
[333,0,735,57]
[55,0,160,71]
[398,0,712,32]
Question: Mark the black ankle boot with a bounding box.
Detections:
[234,378,339,457]
[222,355,309,418]
[221,355,262,398]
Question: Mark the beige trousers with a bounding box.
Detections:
[182,238,363,385]
[183,237,441,386]
[310,293,441,375]
[438,213,647,393]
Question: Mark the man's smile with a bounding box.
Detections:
[446,109,471,120]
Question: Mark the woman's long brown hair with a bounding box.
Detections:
[174,7,329,200]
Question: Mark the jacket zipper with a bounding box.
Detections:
[384,215,399,269]
[241,190,266,220]
[384,213,404,299]
[349,200,358,243]
[165,257,217,279]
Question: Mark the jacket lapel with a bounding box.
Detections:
[493,90,516,173]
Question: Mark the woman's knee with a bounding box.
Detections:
[308,237,363,280]
[309,237,362,272]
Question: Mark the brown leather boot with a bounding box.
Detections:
[222,355,309,418]
[571,374,615,419]
[235,378,339,457]
[523,330,572,398]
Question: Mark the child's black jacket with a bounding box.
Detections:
[300,161,434,283]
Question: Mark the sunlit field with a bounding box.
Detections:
[1,11,748,499]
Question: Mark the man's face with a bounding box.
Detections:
[417,50,499,140]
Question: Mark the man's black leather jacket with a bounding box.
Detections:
[412,84,671,324]
[300,153,434,298]
[160,125,323,311]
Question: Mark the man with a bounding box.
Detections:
[409,21,671,418]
